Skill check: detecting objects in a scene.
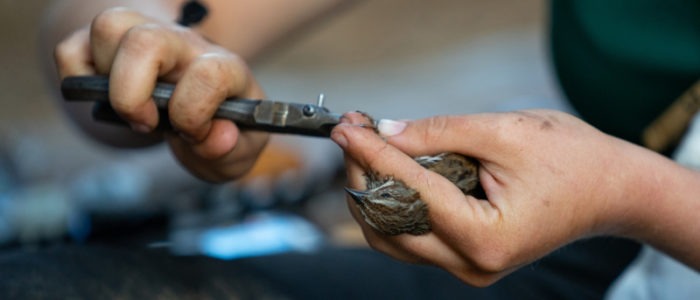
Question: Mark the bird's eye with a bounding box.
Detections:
[380,192,391,198]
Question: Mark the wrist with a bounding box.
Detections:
[585,138,672,237]
[604,143,668,238]
[608,142,700,267]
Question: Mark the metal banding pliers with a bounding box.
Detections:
[60,76,342,137]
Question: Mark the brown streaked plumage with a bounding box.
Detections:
[345,152,481,236]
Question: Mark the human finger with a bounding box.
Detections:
[342,142,506,286]
[89,7,153,74]
[168,52,251,142]
[166,119,268,182]
[333,113,498,256]
[108,23,188,131]
[379,112,565,162]
[333,113,491,229]
[335,114,532,284]
[340,150,424,263]
[54,28,95,79]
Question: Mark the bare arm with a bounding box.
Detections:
[624,153,700,268]
[197,0,350,61]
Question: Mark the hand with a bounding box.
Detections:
[54,7,269,182]
[331,110,667,286]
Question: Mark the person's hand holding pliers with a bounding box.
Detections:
[55,8,273,182]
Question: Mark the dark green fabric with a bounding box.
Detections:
[551,0,700,144]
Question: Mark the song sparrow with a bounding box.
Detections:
[345,152,481,236]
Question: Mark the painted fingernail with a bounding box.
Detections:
[130,123,152,134]
[378,119,407,137]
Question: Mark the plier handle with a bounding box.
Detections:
[60,76,341,137]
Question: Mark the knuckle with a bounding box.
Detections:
[169,56,243,138]
[482,113,516,147]
[422,115,451,147]
[190,55,232,93]
[363,142,391,171]
[121,23,168,55]
[54,38,72,59]
[54,37,78,67]
[91,7,134,38]
[413,168,435,192]
[192,53,248,93]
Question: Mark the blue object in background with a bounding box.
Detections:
[200,212,324,260]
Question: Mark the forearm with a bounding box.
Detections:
[616,144,700,269]
[641,163,700,269]
[199,0,348,61]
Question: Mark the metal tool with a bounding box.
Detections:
[61,76,341,137]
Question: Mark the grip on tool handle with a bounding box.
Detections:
[61,76,175,130]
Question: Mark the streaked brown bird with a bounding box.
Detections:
[345,152,481,236]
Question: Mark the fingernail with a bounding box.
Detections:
[331,131,348,148]
[378,119,407,137]
[130,123,152,134]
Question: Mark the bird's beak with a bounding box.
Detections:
[344,187,368,204]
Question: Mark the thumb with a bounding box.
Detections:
[377,114,505,161]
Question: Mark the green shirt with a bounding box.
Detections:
[550,0,700,145]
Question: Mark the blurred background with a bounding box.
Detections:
[0,0,567,258]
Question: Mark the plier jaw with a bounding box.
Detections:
[241,95,341,137]
[61,76,341,137]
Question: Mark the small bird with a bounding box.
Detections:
[345,152,481,236]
